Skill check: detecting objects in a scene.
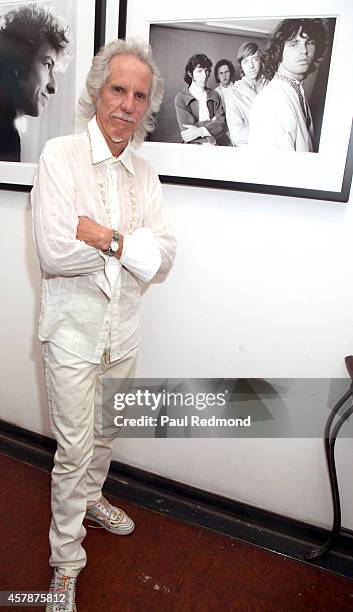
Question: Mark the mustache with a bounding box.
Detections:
[112,112,135,123]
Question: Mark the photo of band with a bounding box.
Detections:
[149,17,335,153]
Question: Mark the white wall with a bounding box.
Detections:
[1,181,353,531]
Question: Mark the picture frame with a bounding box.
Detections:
[119,0,353,202]
[0,0,107,192]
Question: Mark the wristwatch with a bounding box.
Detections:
[103,230,120,257]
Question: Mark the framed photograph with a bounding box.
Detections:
[120,0,353,201]
[0,0,107,191]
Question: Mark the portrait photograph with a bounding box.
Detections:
[0,0,76,163]
[0,0,100,188]
[122,0,353,201]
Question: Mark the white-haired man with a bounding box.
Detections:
[32,38,176,611]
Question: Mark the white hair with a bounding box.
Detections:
[77,37,164,143]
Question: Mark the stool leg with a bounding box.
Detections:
[304,392,353,560]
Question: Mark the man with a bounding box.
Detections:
[213,58,235,144]
[225,42,267,146]
[0,3,70,161]
[249,19,328,151]
[214,58,235,106]
[32,38,176,611]
[174,53,228,145]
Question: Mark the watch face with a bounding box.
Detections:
[110,238,119,253]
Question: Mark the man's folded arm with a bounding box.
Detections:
[198,93,226,138]
[31,143,105,276]
[174,93,194,133]
[120,166,176,283]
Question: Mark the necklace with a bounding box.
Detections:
[274,72,310,127]
[88,134,138,235]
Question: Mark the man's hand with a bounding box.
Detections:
[76,216,112,251]
[181,124,203,143]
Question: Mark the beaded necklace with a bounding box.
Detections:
[89,134,138,235]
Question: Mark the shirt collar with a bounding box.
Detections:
[243,74,266,91]
[88,115,135,175]
[277,70,302,88]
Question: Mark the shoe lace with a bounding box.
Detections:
[50,574,77,609]
[60,575,77,593]
[100,496,121,522]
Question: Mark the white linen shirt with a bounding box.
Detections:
[248,74,314,152]
[226,76,267,146]
[31,117,176,363]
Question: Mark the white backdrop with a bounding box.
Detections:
[1,180,353,530]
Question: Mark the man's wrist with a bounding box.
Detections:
[115,233,124,259]
[102,228,114,251]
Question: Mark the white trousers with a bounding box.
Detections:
[42,341,138,577]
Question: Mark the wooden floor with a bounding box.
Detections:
[1,452,353,612]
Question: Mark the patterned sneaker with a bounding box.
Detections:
[85,496,135,535]
[46,568,77,611]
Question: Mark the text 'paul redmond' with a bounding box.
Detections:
[113,415,251,428]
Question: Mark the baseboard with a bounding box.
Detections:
[1,418,352,579]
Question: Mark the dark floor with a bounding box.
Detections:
[1,452,353,612]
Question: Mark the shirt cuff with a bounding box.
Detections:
[119,227,161,283]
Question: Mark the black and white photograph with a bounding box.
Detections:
[149,18,335,154]
[122,0,353,201]
[0,0,76,164]
[0,0,100,188]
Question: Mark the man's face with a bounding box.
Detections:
[96,54,151,155]
[191,64,210,89]
[279,27,316,80]
[218,64,231,87]
[17,43,58,117]
[241,51,262,81]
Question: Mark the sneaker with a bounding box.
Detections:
[46,568,77,611]
[85,496,135,535]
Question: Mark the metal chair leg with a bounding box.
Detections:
[304,389,353,560]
